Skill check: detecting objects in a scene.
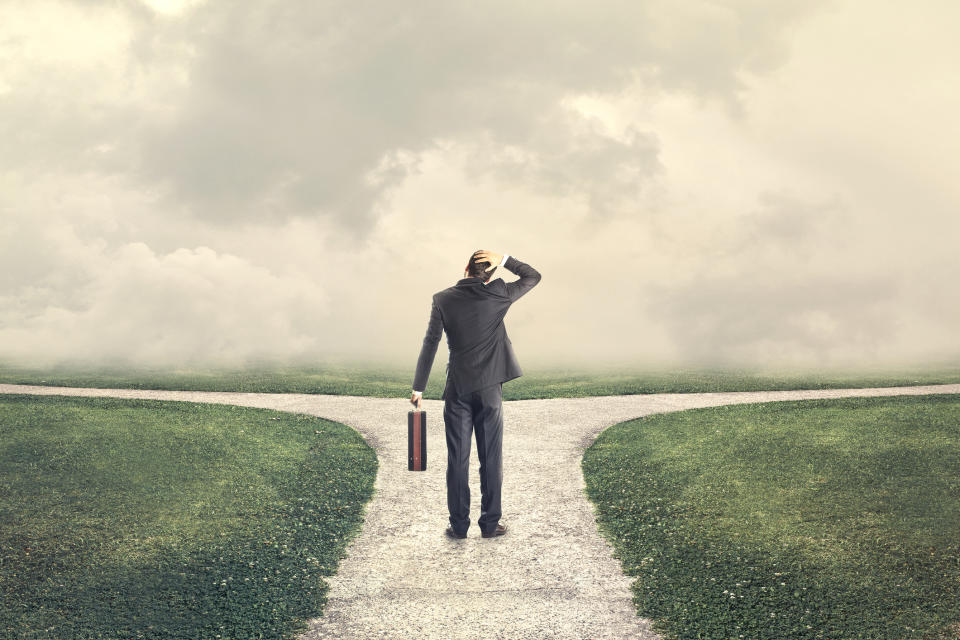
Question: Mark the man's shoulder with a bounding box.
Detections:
[432,286,456,306]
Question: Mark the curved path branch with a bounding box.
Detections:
[3,382,959,639]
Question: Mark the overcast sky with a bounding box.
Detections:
[1,0,958,372]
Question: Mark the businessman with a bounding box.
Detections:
[411,249,542,539]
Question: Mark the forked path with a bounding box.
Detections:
[3,383,960,639]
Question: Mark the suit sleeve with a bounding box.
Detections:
[412,297,443,392]
[502,255,542,302]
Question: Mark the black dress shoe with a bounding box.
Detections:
[445,526,467,539]
[481,523,507,538]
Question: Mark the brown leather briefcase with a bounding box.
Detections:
[408,409,427,471]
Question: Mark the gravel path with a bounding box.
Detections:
[3,382,959,639]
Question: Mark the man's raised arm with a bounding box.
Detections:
[501,255,541,302]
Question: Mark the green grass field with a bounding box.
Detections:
[4,364,959,639]
[0,394,377,640]
[2,361,959,398]
[582,394,960,640]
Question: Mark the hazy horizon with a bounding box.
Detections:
[2,1,959,372]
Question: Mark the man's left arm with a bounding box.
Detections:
[411,298,443,408]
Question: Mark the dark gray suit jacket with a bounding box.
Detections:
[413,255,542,400]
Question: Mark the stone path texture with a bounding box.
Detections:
[3,382,959,639]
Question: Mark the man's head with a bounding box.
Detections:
[464,249,494,282]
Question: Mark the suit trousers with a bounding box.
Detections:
[442,380,503,535]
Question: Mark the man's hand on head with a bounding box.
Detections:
[473,250,504,272]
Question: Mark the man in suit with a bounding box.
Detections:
[410,249,542,540]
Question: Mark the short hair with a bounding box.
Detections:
[466,250,494,282]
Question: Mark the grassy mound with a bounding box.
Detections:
[0,394,377,639]
[582,394,960,639]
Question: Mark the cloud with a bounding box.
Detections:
[636,181,958,368]
[0,236,328,368]
[2,0,959,371]
[0,0,827,234]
